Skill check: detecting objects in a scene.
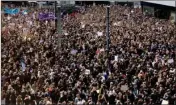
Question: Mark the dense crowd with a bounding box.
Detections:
[1,3,176,105]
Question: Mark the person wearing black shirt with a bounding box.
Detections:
[91,90,98,104]
[59,93,68,103]
[150,91,158,104]
[109,94,116,105]
[128,91,135,104]
[10,91,16,105]
[5,92,10,105]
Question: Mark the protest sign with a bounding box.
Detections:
[169,68,175,74]
[64,32,68,36]
[81,22,85,28]
[100,48,104,52]
[113,22,117,26]
[168,58,174,64]
[115,55,118,61]
[161,100,168,105]
[71,49,78,55]
[7,16,11,20]
[85,69,90,75]
[120,84,129,92]
[97,31,103,36]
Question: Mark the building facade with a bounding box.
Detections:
[141,1,176,23]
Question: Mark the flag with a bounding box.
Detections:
[4,8,19,15]
[38,12,56,21]
[12,8,19,14]
[4,7,10,14]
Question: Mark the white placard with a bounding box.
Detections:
[85,69,90,75]
[96,90,100,93]
[113,22,117,26]
[162,100,168,105]
[97,31,103,36]
[120,85,129,92]
[24,11,28,15]
[168,58,174,64]
[170,69,175,73]
[81,22,85,28]
[71,49,78,55]
[45,20,48,25]
[64,32,68,36]
[100,48,104,52]
[115,55,118,61]
[7,16,11,20]
[82,24,85,28]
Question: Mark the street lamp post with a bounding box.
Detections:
[55,1,57,29]
[106,6,110,72]
[56,1,62,52]
[175,1,176,23]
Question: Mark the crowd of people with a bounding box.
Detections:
[1,2,176,105]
